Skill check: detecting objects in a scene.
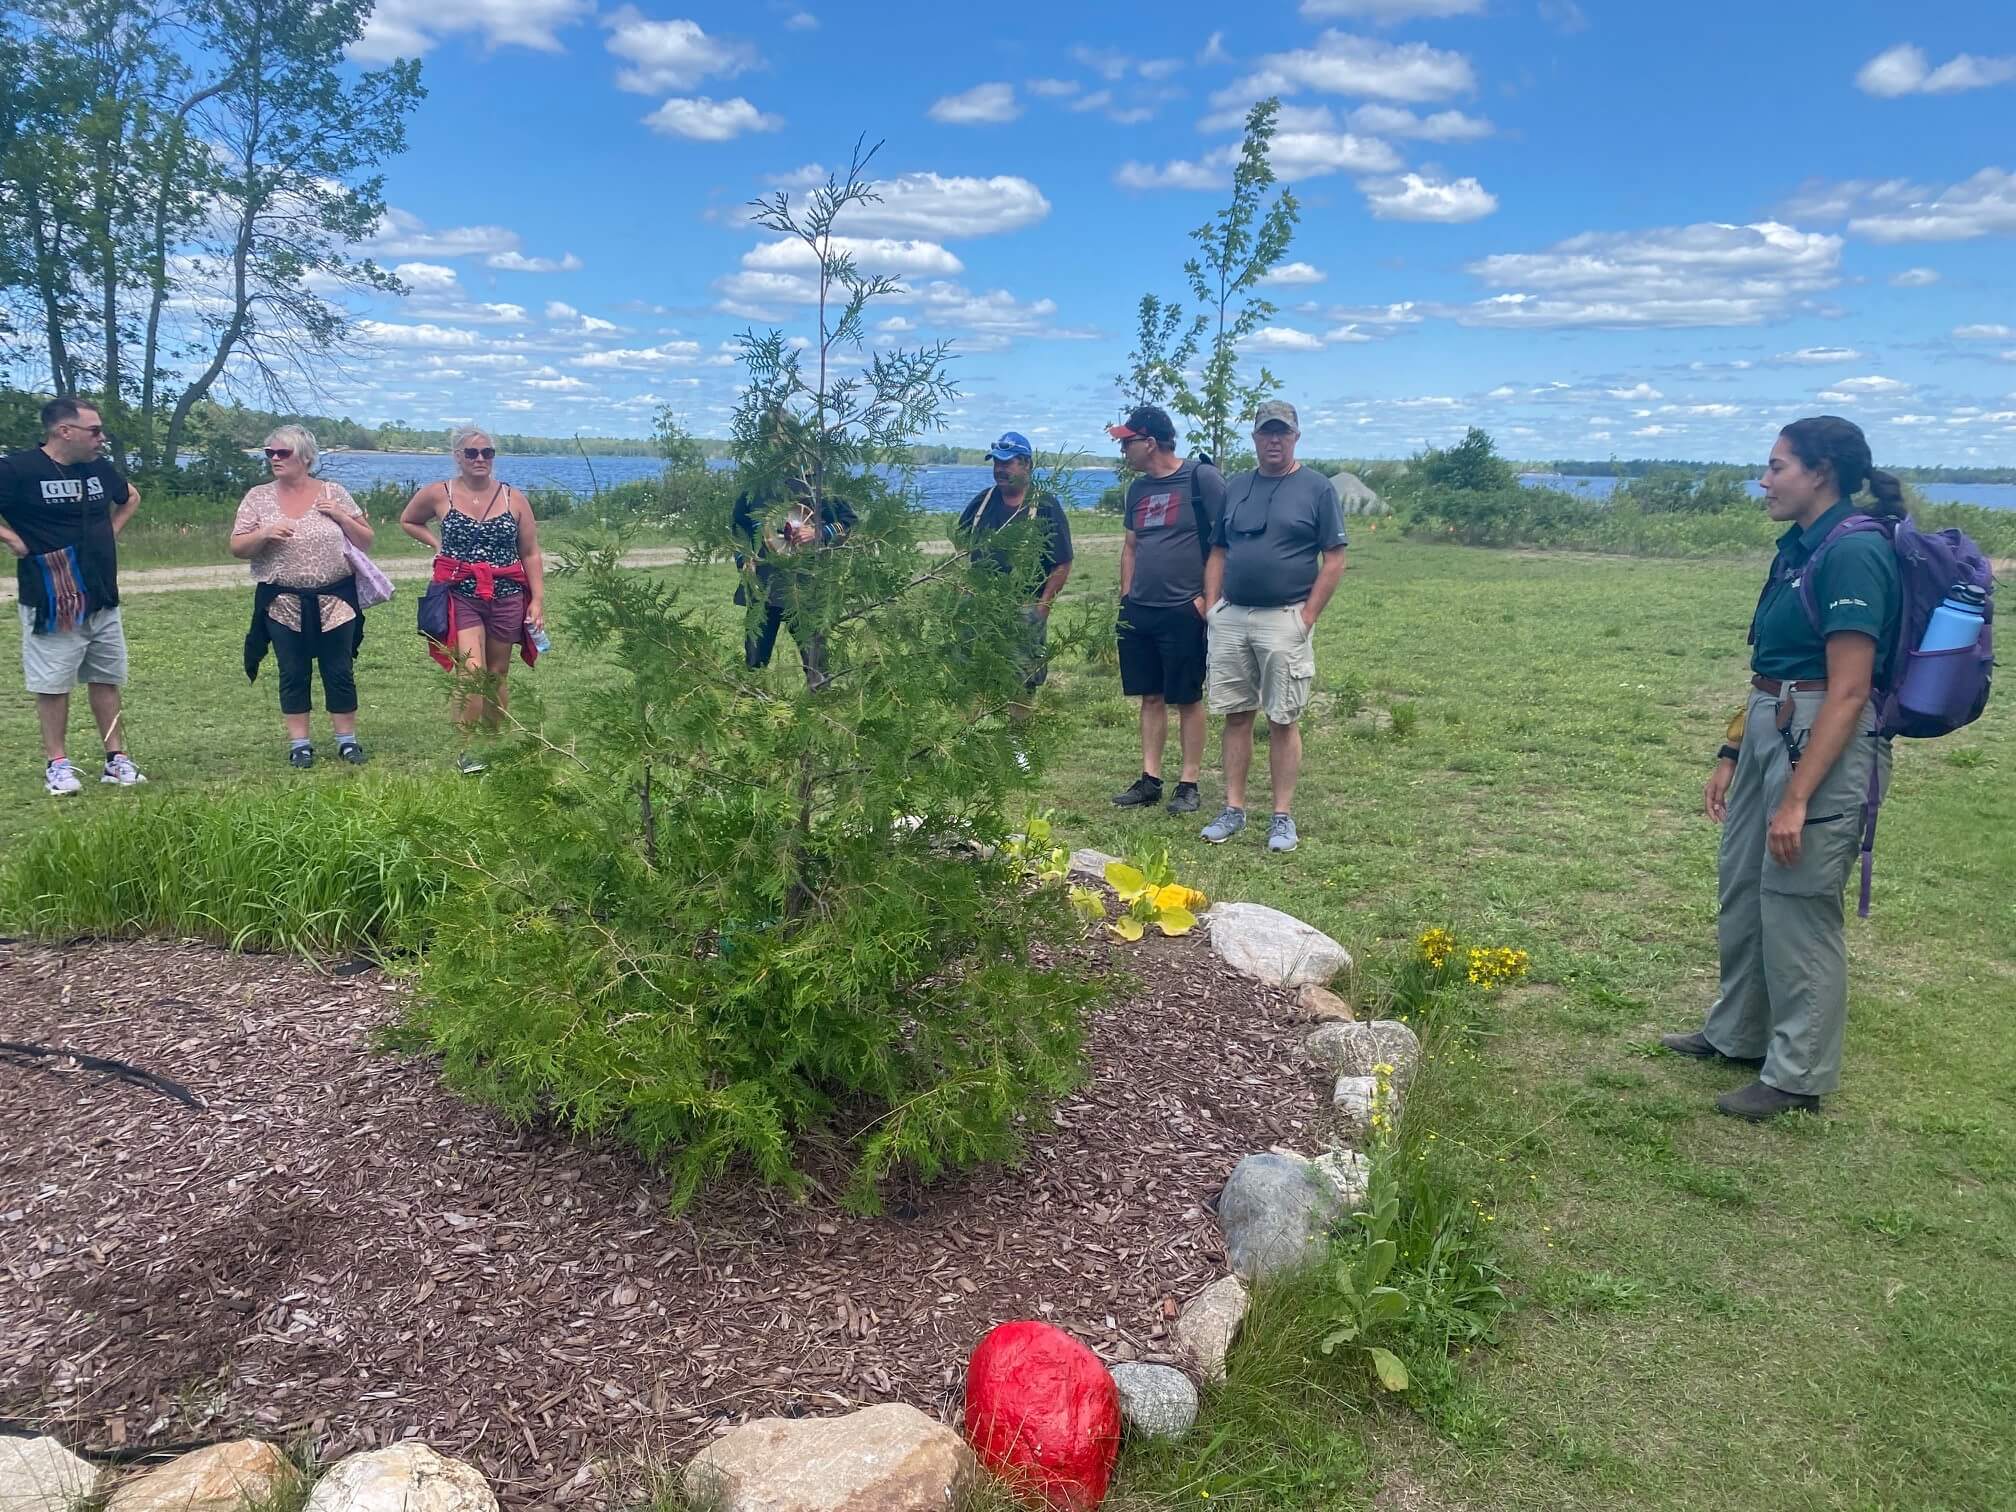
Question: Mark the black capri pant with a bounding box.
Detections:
[267,616,358,716]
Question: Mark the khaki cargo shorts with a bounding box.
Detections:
[1206,600,1314,725]
[19,605,128,694]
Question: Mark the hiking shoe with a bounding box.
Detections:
[44,759,82,797]
[1715,1080,1820,1122]
[1659,1030,1765,1068]
[100,753,147,786]
[289,744,316,769]
[1200,806,1246,844]
[338,740,368,765]
[457,752,487,776]
[1166,781,1201,815]
[1267,813,1299,852]
[1112,775,1164,808]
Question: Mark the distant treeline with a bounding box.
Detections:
[1534,457,2016,485]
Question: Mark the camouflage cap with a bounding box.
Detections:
[1252,399,1299,431]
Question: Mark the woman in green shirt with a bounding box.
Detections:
[1663,416,1902,1121]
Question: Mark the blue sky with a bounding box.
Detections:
[321,0,2015,463]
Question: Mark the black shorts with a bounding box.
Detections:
[1117,598,1208,705]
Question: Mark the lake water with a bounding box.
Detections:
[308,451,2016,512]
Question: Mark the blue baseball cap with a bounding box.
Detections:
[986,431,1033,461]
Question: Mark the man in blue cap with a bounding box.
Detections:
[955,432,1074,745]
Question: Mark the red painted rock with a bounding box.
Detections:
[962,1320,1121,1511]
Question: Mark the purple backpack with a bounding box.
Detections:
[1796,513,1996,914]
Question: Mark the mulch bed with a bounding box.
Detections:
[0,930,1325,1507]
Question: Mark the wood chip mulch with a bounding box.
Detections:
[0,930,1323,1507]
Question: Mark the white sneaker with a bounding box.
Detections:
[100,753,147,786]
[45,759,82,797]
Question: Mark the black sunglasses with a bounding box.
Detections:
[461,447,496,460]
[264,447,293,459]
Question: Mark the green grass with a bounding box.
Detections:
[3,531,2011,1510]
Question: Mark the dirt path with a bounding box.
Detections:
[0,537,1118,603]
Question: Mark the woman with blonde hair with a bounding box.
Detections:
[399,425,545,774]
[230,424,375,766]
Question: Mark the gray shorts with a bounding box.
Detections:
[20,605,128,693]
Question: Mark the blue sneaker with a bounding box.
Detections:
[1200,806,1246,844]
[1267,813,1299,852]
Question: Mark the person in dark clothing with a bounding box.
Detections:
[732,477,858,689]
[0,397,147,796]
[954,431,1074,734]
[1107,403,1225,815]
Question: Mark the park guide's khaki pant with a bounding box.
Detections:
[1702,685,1889,1097]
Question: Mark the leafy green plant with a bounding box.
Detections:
[1320,1126,1413,1394]
[1102,849,1206,942]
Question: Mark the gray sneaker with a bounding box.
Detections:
[1200,806,1246,844]
[1267,813,1299,852]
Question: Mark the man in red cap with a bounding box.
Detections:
[1106,404,1225,814]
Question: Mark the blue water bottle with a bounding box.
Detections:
[1917,583,1987,652]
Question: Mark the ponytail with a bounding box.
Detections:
[1779,415,1906,517]
[1865,467,1906,518]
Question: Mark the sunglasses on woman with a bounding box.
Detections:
[263,447,293,459]
[461,447,496,460]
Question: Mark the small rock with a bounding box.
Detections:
[303,1444,497,1512]
[109,1441,297,1512]
[685,1402,978,1512]
[0,1436,96,1512]
[1313,1149,1372,1208]
[1174,1274,1249,1382]
[1296,983,1354,1022]
[1217,1150,1345,1282]
[1333,1074,1382,1143]
[1208,903,1351,988]
[1306,1019,1421,1093]
[1068,847,1123,882]
[1109,1363,1199,1440]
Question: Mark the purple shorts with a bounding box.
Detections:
[452,588,527,644]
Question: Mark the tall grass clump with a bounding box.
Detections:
[0,776,486,954]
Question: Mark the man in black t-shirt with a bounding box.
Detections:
[0,397,147,796]
[1107,403,1225,816]
[954,431,1073,756]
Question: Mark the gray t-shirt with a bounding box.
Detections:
[1124,458,1225,608]
[1212,466,1348,608]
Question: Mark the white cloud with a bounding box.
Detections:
[1109,106,1156,125]
[1244,325,1327,352]
[1115,158,1226,191]
[914,282,1091,340]
[785,10,817,28]
[1891,266,1941,286]
[487,250,583,273]
[1632,425,1674,438]
[760,170,1050,238]
[579,315,621,334]
[1219,31,1476,107]
[715,269,822,310]
[358,319,480,348]
[524,375,592,392]
[364,208,520,259]
[1200,31,1229,65]
[1843,168,2016,242]
[1029,78,1080,97]
[1329,300,1424,325]
[1955,323,2016,340]
[1067,45,1178,84]
[499,398,537,411]
[569,342,702,370]
[1347,103,1492,140]
[1068,90,1115,114]
[1273,130,1403,178]
[1361,172,1497,221]
[1606,383,1663,400]
[605,8,758,93]
[1298,0,1483,20]
[545,301,579,321]
[1324,325,1376,343]
[929,83,1020,125]
[876,316,916,332]
[1775,346,1864,363]
[393,262,460,294]
[743,237,965,275]
[642,96,782,140]
[350,0,591,62]
[1822,375,1911,394]
[1856,43,2016,97]
[1456,220,1843,328]
[1260,261,1328,286]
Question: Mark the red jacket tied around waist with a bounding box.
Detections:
[423,555,540,670]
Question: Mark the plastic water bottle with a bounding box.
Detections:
[529,623,551,654]
[1917,583,1987,653]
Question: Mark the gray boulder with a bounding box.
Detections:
[1330,470,1389,516]
[1109,1363,1199,1440]
[1306,1019,1421,1094]
[1174,1274,1249,1382]
[1216,1150,1345,1282]
[0,1436,97,1512]
[1208,902,1352,988]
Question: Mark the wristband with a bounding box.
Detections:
[1716,745,1740,764]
